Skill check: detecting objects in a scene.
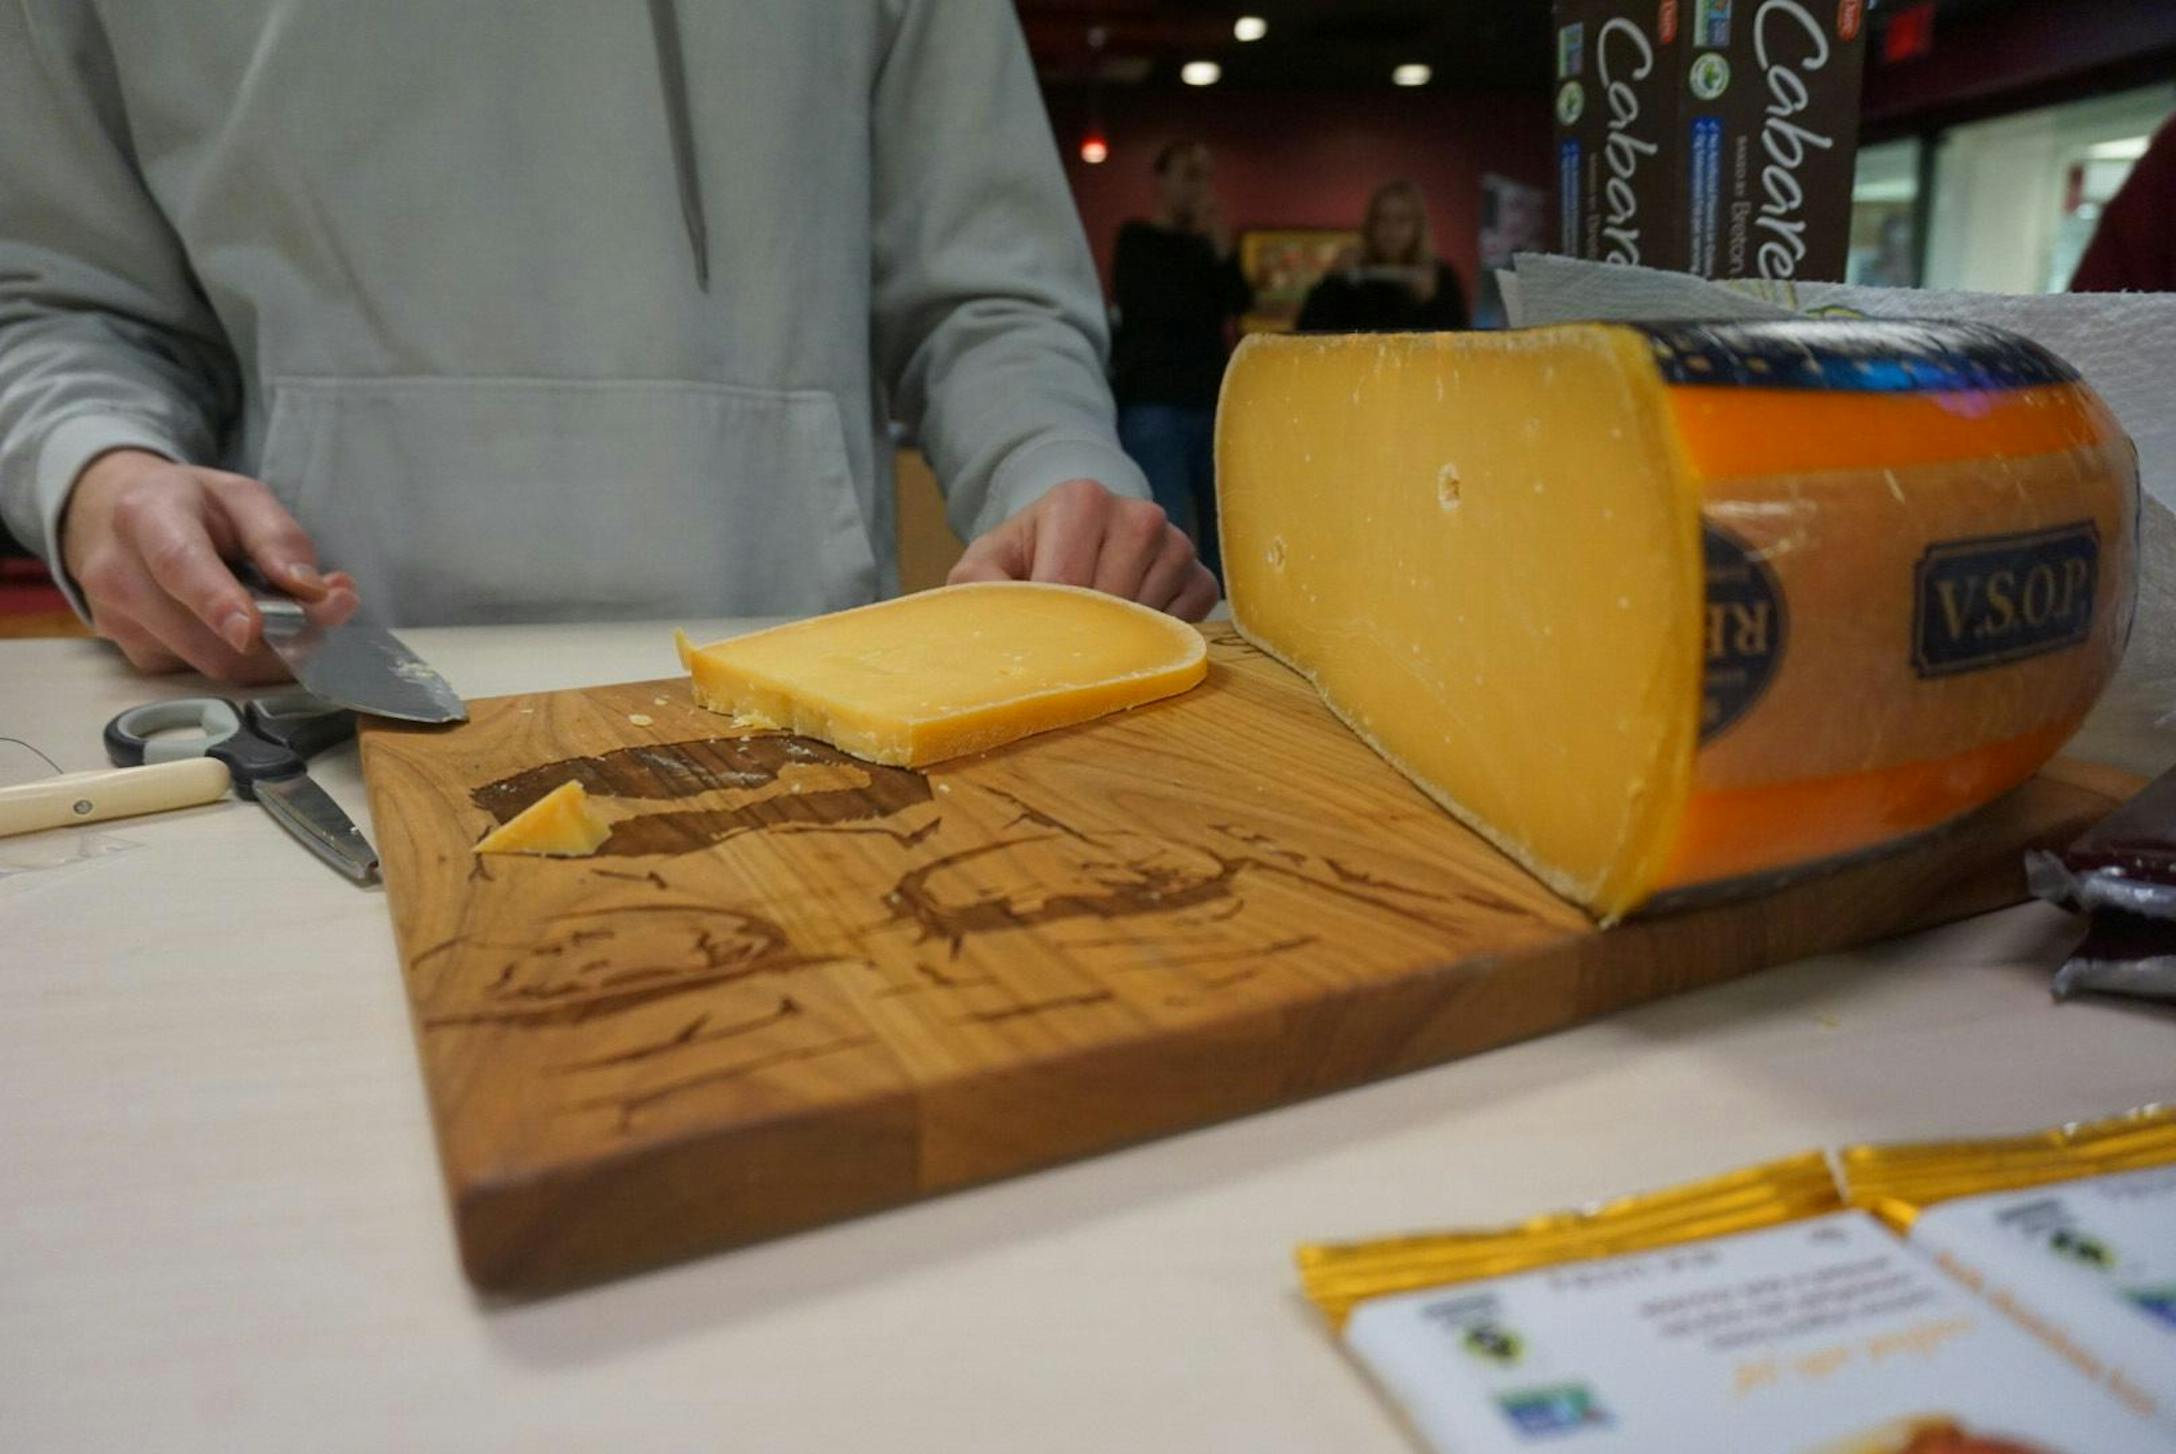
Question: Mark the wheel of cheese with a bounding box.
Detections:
[1216,319,2139,920]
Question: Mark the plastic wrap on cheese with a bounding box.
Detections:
[1216,319,2141,920]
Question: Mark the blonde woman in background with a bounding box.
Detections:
[1297,180,1468,333]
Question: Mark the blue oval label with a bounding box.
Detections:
[1702,523,1786,743]
[1912,522,2099,678]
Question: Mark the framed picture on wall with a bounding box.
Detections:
[1238,227,1360,334]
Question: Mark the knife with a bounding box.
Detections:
[246,577,468,724]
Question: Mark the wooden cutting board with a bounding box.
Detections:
[359,627,2132,1296]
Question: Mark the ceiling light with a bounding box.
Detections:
[1392,63,1432,87]
[1234,16,1268,42]
[1181,60,1222,86]
[2086,136,2149,162]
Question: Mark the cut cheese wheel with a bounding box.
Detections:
[676,581,1208,767]
[1217,320,2138,921]
[474,780,612,858]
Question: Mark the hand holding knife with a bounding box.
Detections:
[58,449,360,684]
[241,568,467,725]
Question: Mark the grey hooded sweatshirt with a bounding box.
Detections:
[0,1,1148,625]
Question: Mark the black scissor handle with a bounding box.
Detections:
[244,689,356,759]
[103,695,306,798]
[207,730,307,798]
[104,697,244,767]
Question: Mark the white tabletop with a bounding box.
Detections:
[4,625,2173,1454]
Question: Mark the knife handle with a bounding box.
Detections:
[0,758,232,838]
[247,582,309,633]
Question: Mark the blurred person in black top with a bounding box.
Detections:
[1110,140,1251,583]
[1297,181,1467,333]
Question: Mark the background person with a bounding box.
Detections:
[1296,180,1469,334]
[1109,140,1252,583]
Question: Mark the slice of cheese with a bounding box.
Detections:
[474,779,612,858]
[1217,320,2138,921]
[676,581,1208,767]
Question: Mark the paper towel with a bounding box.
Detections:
[1503,254,2176,776]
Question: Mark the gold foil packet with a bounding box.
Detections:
[1841,1104,2176,1234]
[1299,1117,2174,1450]
[1839,1105,2176,1429]
[1296,1152,1840,1330]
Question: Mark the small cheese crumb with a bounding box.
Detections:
[628,713,654,726]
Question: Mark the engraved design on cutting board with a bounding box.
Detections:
[415,895,880,1134]
[470,736,936,856]
[889,832,1239,949]
[439,733,1556,1138]
[419,903,820,1028]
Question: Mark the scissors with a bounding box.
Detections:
[102,689,380,883]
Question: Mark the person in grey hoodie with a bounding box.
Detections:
[0,1,1216,684]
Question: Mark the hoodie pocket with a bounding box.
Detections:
[256,377,880,625]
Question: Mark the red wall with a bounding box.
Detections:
[1046,88,1554,302]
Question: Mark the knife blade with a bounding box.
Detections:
[249,585,467,724]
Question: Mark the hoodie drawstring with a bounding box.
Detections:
[646,0,710,291]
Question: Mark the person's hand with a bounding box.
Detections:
[950,479,1219,621]
[60,448,358,683]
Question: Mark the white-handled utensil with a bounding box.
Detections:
[0,758,232,838]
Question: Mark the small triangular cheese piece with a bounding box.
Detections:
[676,581,1208,767]
[474,780,612,858]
